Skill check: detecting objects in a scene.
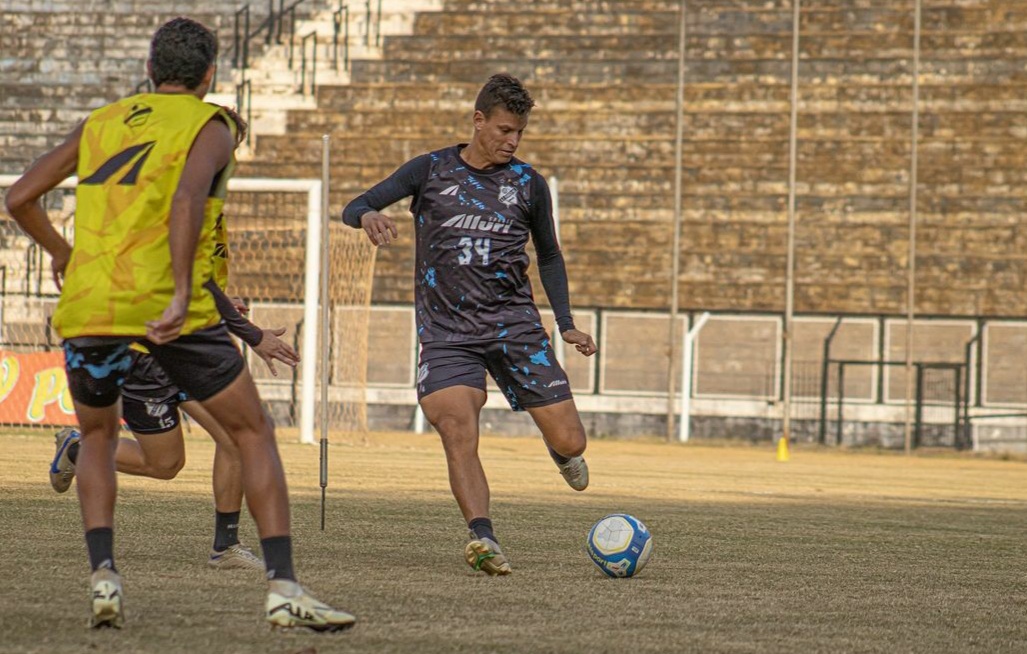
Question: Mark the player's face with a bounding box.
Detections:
[473,107,529,166]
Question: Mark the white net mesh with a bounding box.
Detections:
[0,178,375,436]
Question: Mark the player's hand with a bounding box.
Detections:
[252,326,300,377]
[360,211,398,247]
[231,296,249,314]
[50,242,71,291]
[146,294,189,344]
[561,329,597,357]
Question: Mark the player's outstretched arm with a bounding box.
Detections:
[341,153,431,246]
[147,119,234,344]
[251,327,300,377]
[4,123,82,289]
[204,279,299,376]
[359,211,398,246]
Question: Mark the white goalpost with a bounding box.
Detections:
[0,174,374,441]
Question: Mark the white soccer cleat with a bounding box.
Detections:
[464,535,512,576]
[208,543,264,571]
[89,568,124,629]
[265,580,356,632]
[557,455,589,491]
[50,428,80,493]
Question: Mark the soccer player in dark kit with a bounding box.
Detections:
[343,73,598,575]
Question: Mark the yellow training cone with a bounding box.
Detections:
[776,436,790,462]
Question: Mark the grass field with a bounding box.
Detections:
[2,428,1027,654]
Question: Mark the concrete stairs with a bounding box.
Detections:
[207,0,442,152]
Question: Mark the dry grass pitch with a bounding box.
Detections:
[2,428,1027,653]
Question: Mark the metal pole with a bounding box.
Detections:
[679,312,710,442]
[914,364,924,449]
[837,362,845,446]
[953,365,962,449]
[904,0,922,456]
[666,0,687,441]
[781,0,801,451]
[551,176,566,365]
[319,135,332,530]
[818,317,842,444]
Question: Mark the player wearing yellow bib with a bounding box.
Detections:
[47,106,301,573]
[6,17,355,632]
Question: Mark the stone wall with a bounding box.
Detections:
[242,0,1027,318]
[3,0,1025,319]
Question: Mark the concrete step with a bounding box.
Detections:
[217,0,442,154]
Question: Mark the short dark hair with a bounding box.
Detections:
[149,17,218,90]
[474,73,535,118]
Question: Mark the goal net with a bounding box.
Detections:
[0,176,375,441]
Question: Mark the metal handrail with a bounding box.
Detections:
[300,31,318,95]
[287,4,299,68]
[333,3,350,70]
[364,0,371,46]
[375,0,382,47]
[233,5,251,69]
[233,3,276,71]
[235,79,253,147]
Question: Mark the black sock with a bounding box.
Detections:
[213,511,241,552]
[468,517,497,544]
[68,441,80,465]
[260,536,296,581]
[547,444,570,465]
[85,527,116,572]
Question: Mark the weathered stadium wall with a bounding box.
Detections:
[3,0,1024,318]
[2,1,1026,444]
[244,0,1027,319]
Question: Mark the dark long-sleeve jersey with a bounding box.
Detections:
[203,279,263,347]
[343,145,576,344]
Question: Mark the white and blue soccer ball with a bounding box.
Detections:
[586,513,653,578]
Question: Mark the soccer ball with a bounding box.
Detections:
[586,513,652,578]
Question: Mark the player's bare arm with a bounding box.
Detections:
[360,210,398,247]
[147,118,234,344]
[4,122,83,288]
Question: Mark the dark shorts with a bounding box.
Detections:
[417,327,573,412]
[63,325,245,409]
[121,352,189,434]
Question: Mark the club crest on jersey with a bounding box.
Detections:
[498,185,518,208]
[145,401,169,418]
[124,103,153,128]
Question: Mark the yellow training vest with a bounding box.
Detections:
[53,94,232,339]
[208,100,236,290]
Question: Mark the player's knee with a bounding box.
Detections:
[150,456,185,480]
[548,424,587,458]
[430,413,478,450]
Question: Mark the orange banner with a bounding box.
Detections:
[0,350,76,426]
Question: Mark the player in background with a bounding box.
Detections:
[49,279,302,571]
[343,73,597,575]
[5,17,355,630]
